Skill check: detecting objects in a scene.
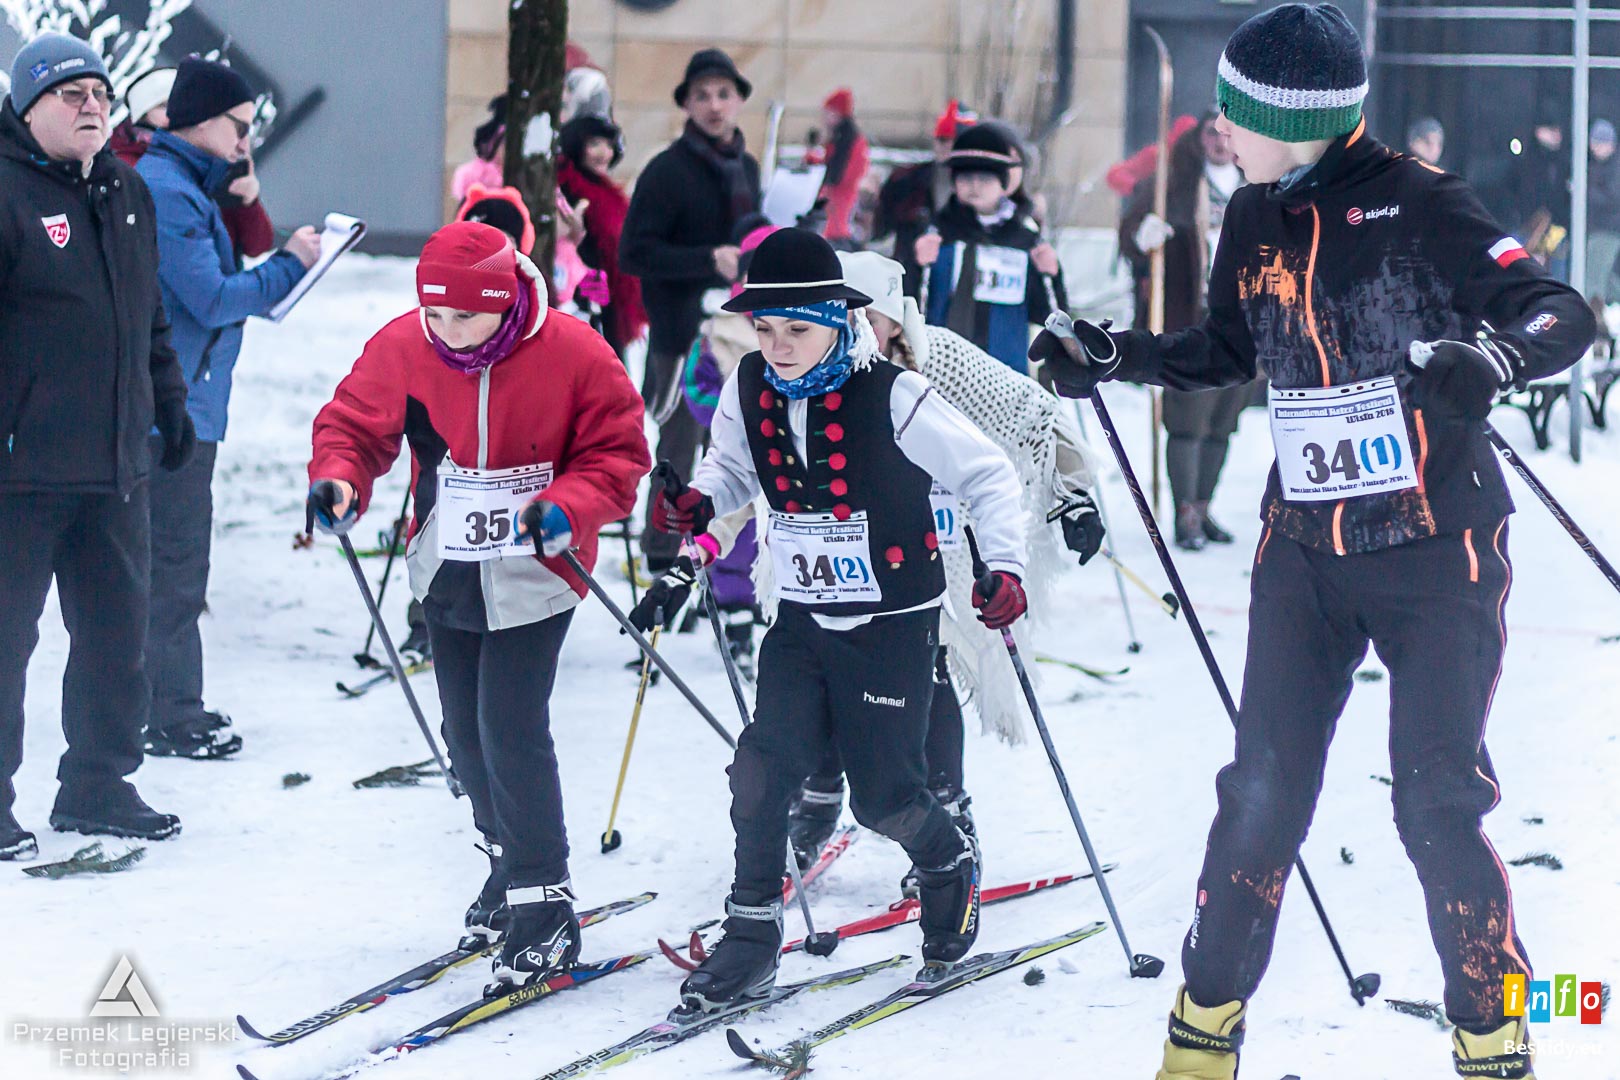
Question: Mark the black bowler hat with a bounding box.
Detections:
[674,48,752,107]
[723,228,872,312]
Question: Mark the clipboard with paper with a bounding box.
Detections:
[267,213,367,323]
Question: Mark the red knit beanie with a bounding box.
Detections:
[823,87,854,117]
[416,221,518,313]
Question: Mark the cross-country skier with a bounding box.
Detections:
[1029,6,1594,1077]
[305,221,649,995]
[649,228,1028,1010]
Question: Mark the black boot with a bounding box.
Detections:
[459,839,510,951]
[486,882,582,995]
[400,615,432,664]
[677,897,782,1012]
[144,709,242,760]
[51,781,180,841]
[916,829,980,968]
[1195,502,1235,544]
[1174,504,1207,552]
[902,789,978,899]
[2,807,37,861]
[722,608,757,681]
[787,777,844,871]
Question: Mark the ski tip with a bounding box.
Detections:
[724,1027,757,1061]
[234,1014,268,1041]
[236,1066,263,1080]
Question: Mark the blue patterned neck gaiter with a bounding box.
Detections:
[757,301,856,400]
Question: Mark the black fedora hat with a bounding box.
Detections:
[723,228,872,312]
[674,48,752,106]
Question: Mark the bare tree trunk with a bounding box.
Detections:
[505,0,568,285]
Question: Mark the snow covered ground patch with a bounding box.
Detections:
[2,256,1617,1079]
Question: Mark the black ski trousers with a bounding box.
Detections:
[1183,522,1529,1030]
[730,605,961,906]
[639,345,703,570]
[0,488,150,813]
[146,434,217,731]
[806,647,965,797]
[426,608,574,891]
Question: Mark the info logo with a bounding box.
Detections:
[1504,973,1606,1024]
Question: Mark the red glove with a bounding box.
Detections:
[651,486,714,536]
[972,570,1027,630]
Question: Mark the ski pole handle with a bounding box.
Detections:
[654,459,685,499]
[963,524,997,600]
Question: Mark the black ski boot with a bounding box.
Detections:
[2,807,37,861]
[722,608,758,681]
[916,829,981,969]
[459,839,510,951]
[787,777,844,871]
[486,882,582,995]
[677,897,782,1013]
[144,710,242,760]
[1174,504,1207,552]
[901,788,978,899]
[50,782,180,841]
[1195,502,1235,545]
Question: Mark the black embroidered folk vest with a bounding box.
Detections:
[737,353,945,618]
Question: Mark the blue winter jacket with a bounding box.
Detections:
[137,131,303,442]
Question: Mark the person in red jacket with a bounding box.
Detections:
[811,87,869,247]
[305,221,650,994]
[558,114,648,359]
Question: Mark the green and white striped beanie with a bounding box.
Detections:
[1216,3,1368,144]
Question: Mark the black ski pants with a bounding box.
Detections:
[146,434,217,731]
[639,345,703,570]
[426,608,574,891]
[1183,522,1529,1030]
[806,647,966,797]
[1163,383,1251,508]
[0,488,151,813]
[731,605,962,906]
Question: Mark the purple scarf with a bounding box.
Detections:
[429,277,532,375]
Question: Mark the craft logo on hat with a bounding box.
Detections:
[41,213,71,249]
[481,288,512,300]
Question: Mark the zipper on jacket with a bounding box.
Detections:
[1304,204,1349,556]
[477,367,491,470]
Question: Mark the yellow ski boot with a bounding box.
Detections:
[1155,984,1246,1079]
[1452,1016,1535,1078]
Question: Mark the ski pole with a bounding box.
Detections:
[355,485,413,668]
[558,548,737,751]
[1068,400,1142,651]
[1409,340,1620,598]
[1046,501,1178,618]
[964,526,1163,981]
[336,533,461,799]
[1087,386,1381,1005]
[655,462,840,957]
[618,515,641,608]
[1486,425,1620,596]
[601,622,660,853]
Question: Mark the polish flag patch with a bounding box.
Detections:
[41,213,70,249]
[1489,237,1529,268]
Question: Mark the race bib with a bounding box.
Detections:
[972,244,1029,305]
[930,482,964,550]
[767,509,882,606]
[1268,377,1418,503]
[436,461,555,561]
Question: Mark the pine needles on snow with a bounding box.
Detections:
[353,759,444,789]
[1508,852,1563,871]
[748,1040,814,1077]
[1386,998,1449,1030]
[282,772,311,789]
[1023,965,1046,986]
[22,842,146,879]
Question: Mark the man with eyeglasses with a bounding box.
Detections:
[136,58,320,762]
[1,33,194,856]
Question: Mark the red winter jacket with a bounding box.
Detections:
[559,159,647,349]
[309,267,650,629]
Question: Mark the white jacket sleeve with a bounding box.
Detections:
[890,371,1027,576]
[691,374,761,518]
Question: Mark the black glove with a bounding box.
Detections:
[306,480,358,536]
[1056,493,1105,565]
[155,397,196,471]
[1029,314,1122,400]
[1409,338,1516,422]
[628,555,697,633]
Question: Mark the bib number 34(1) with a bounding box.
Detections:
[1268,377,1418,503]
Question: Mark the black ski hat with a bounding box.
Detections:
[559,113,624,171]
[674,48,752,107]
[166,57,255,131]
[948,123,1018,183]
[723,228,872,312]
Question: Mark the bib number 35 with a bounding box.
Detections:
[465,507,514,547]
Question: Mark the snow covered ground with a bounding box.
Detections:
[2,256,1617,1080]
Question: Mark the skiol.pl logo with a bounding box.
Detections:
[1346,205,1400,225]
[1504,974,1605,1024]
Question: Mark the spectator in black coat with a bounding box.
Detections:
[619,47,760,570]
[1587,119,1620,301]
[0,34,193,859]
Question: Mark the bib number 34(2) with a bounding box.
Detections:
[768,509,883,606]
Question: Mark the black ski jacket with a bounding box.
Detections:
[0,98,184,496]
[1111,123,1595,555]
